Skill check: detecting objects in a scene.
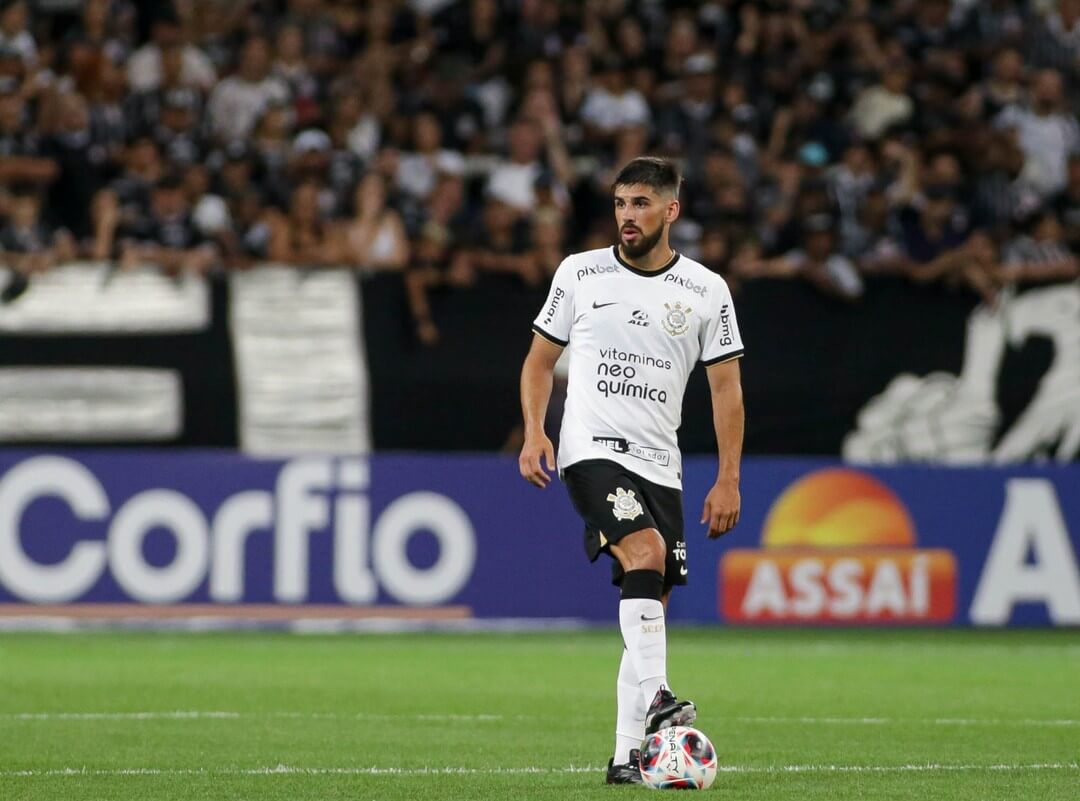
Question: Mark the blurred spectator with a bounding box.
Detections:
[486,116,571,216]
[206,35,288,143]
[768,90,848,166]
[848,60,915,140]
[395,109,465,205]
[338,172,409,271]
[1026,0,1080,74]
[267,179,338,266]
[656,54,718,173]
[213,141,260,202]
[959,0,1025,57]
[454,198,536,286]
[0,184,75,273]
[580,56,650,144]
[0,79,56,187]
[403,171,468,345]
[1052,153,1080,250]
[735,211,864,301]
[556,44,590,153]
[208,188,271,270]
[127,36,202,134]
[994,68,1080,198]
[998,208,1080,284]
[0,0,36,71]
[969,129,1039,237]
[272,22,319,127]
[286,128,340,214]
[152,88,206,168]
[88,53,130,163]
[45,92,112,241]
[423,56,487,153]
[341,81,391,163]
[530,204,564,278]
[250,100,293,198]
[117,174,216,275]
[828,142,879,249]
[91,135,163,260]
[127,13,216,92]
[896,182,998,301]
[969,48,1027,119]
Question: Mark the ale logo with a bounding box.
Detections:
[721,469,957,623]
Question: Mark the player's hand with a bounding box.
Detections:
[519,432,556,488]
[701,479,740,538]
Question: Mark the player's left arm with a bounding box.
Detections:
[700,358,744,538]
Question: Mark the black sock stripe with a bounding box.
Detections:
[620,569,664,600]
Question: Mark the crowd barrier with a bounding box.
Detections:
[4,264,1078,463]
[0,451,1076,627]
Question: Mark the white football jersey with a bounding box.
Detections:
[532,246,744,489]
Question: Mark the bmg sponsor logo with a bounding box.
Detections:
[720,469,957,623]
[542,286,565,325]
[718,303,733,347]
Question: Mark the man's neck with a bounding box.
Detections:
[618,243,676,272]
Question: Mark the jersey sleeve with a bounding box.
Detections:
[700,278,745,365]
[531,257,576,346]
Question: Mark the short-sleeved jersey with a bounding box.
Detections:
[532,246,744,489]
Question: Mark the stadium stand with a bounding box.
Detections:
[0,0,1078,459]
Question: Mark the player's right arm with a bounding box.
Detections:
[520,256,576,488]
[518,334,563,488]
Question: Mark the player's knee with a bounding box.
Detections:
[623,528,666,574]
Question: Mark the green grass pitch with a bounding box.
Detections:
[1,628,1077,800]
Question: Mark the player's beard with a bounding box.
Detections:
[620,223,665,259]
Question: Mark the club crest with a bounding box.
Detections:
[661,301,692,336]
[607,487,644,521]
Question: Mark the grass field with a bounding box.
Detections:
[1,628,1078,800]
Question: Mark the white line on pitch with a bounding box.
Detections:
[2,762,1078,779]
[730,716,1080,727]
[720,763,1080,775]
[0,711,508,723]
[3,711,1077,727]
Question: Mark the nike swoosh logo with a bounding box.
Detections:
[592,301,617,309]
[680,566,688,576]
[640,614,663,621]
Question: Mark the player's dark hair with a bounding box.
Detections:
[611,157,682,199]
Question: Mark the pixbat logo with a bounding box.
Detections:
[663,274,707,297]
[720,469,957,623]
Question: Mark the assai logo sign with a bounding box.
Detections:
[720,469,957,623]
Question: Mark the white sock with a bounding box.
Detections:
[614,648,646,763]
[619,596,668,711]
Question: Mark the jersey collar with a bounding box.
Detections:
[612,245,681,277]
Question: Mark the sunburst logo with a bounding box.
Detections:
[720,469,957,623]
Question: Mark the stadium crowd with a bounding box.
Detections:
[1,0,1080,341]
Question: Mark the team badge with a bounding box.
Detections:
[661,302,692,336]
[607,487,644,521]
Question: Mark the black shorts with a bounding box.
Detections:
[561,459,687,588]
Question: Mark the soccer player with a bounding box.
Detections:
[518,157,744,784]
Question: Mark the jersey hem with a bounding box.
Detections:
[702,349,745,366]
[531,324,568,347]
[560,454,683,491]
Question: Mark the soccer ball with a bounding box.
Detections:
[639,726,718,790]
